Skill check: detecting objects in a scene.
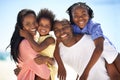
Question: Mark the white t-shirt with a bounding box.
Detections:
[59,34,118,80]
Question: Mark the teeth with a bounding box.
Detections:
[79,21,84,24]
[61,34,67,38]
[41,30,46,32]
[31,29,36,31]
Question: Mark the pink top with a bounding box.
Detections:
[17,39,50,80]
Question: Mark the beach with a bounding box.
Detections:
[0,55,77,80]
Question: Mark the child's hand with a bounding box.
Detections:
[58,65,66,80]
[79,72,88,80]
[20,29,32,39]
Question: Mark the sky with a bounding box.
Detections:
[0,0,120,52]
[0,0,120,80]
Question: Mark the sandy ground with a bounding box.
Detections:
[0,57,77,80]
[0,58,17,80]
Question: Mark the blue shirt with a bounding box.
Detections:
[72,20,104,40]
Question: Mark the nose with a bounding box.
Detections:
[31,25,34,28]
[79,16,83,20]
[60,29,64,34]
[31,23,37,28]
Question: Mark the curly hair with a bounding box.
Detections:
[66,2,94,25]
[37,8,55,30]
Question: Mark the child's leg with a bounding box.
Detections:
[105,53,120,80]
[106,62,120,80]
[114,53,120,73]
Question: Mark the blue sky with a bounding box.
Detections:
[0,0,120,52]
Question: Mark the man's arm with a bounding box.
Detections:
[54,41,66,80]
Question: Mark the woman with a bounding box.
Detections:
[9,9,53,80]
[53,19,120,80]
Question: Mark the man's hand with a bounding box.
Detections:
[58,65,66,80]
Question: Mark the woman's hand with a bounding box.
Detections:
[14,65,21,76]
[34,54,55,65]
[58,65,66,80]
[34,54,47,65]
[46,57,55,65]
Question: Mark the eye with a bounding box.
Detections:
[82,13,88,17]
[73,15,79,18]
[54,29,60,33]
[33,21,37,26]
[24,23,31,27]
[38,23,50,28]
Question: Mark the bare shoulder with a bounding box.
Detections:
[45,36,55,44]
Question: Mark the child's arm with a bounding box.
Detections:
[20,29,55,52]
[80,37,104,80]
[54,41,66,80]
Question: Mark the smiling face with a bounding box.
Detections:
[37,18,51,36]
[23,14,37,37]
[53,20,73,43]
[72,6,89,29]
